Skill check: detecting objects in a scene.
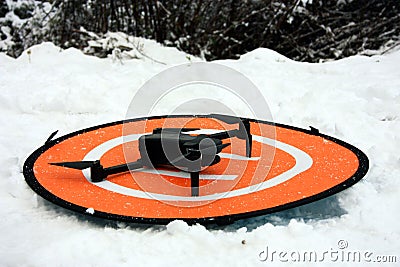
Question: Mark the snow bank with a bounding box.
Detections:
[0,40,399,266]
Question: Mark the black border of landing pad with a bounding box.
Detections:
[23,115,369,225]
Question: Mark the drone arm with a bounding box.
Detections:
[208,129,238,140]
[209,117,252,157]
[104,160,144,176]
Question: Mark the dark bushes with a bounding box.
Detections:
[1,0,399,62]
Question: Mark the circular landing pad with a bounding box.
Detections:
[23,115,368,224]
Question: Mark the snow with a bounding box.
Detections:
[1,39,399,266]
[85,208,95,215]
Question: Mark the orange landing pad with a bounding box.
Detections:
[24,115,368,224]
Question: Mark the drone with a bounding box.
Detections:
[50,114,252,196]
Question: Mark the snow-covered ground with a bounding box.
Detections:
[0,39,399,266]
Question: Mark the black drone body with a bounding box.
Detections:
[51,114,252,196]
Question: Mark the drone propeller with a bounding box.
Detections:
[210,114,242,124]
[153,128,200,134]
[50,160,107,182]
[50,161,99,170]
[50,159,144,183]
[214,142,230,153]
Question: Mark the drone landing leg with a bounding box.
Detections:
[190,171,199,197]
[243,119,252,158]
[246,134,252,158]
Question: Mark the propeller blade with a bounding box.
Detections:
[210,114,241,124]
[50,160,143,183]
[153,128,200,134]
[216,143,231,152]
[45,130,58,144]
[49,161,98,170]
[180,128,201,132]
